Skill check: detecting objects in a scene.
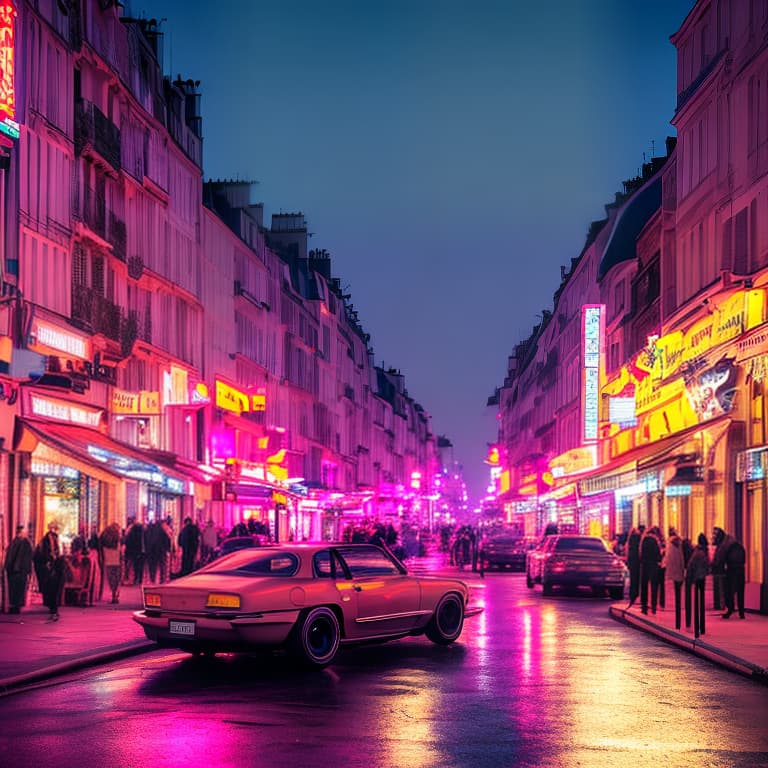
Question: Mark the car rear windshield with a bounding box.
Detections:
[204,550,299,576]
[554,537,607,552]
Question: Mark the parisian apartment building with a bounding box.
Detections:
[0,1,449,563]
[492,0,768,614]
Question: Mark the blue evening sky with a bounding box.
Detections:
[132,0,695,503]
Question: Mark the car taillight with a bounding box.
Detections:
[549,560,565,573]
[206,593,241,609]
[145,592,162,608]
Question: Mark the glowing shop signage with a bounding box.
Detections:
[736,447,768,482]
[582,305,603,443]
[549,446,596,478]
[31,394,103,427]
[163,365,189,406]
[31,319,89,359]
[190,380,211,405]
[215,379,250,414]
[653,289,764,380]
[0,2,17,139]
[31,460,79,479]
[252,387,266,411]
[608,396,637,426]
[112,389,161,415]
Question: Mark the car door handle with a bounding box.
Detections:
[353,585,362,592]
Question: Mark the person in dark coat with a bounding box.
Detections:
[34,522,64,621]
[711,526,733,610]
[123,519,146,585]
[686,533,710,638]
[144,521,164,584]
[178,517,201,576]
[625,525,644,607]
[639,525,662,615]
[721,535,746,620]
[4,524,34,614]
[663,532,685,630]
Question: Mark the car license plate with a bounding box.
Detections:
[169,620,195,636]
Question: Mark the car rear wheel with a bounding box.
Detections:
[426,593,464,645]
[526,570,534,588]
[542,581,553,596]
[292,606,340,668]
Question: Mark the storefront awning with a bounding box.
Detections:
[16,418,188,493]
[577,417,732,497]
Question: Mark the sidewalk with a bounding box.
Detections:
[1,573,767,694]
[608,599,768,683]
[0,584,153,693]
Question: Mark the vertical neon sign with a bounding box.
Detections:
[0,2,16,132]
[582,304,604,443]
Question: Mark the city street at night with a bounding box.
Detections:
[1,568,767,768]
[3,2,768,767]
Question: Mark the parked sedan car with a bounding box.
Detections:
[527,534,627,598]
[134,543,483,667]
[479,534,534,572]
[525,535,557,587]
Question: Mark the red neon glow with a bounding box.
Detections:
[0,3,16,121]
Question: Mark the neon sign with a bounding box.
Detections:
[0,2,17,139]
[582,305,604,443]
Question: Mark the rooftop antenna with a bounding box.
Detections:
[651,139,656,157]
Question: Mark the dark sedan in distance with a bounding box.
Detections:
[479,534,535,572]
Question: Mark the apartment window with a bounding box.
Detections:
[613,280,625,318]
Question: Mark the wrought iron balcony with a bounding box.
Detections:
[73,181,127,262]
[109,212,127,262]
[75,99,121,172]
[71,283,122,342]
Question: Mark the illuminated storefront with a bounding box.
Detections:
[15,390,190,548]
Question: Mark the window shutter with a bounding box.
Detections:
[733,207,748,274]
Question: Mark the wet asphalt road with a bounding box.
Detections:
[1,573,767,768]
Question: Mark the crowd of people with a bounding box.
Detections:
[1,515,271,620]
[618,524,746,637]
[2,514,749,635]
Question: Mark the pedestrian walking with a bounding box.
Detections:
[685,533,710,638]
[160,517,175,582]
[721,535,746,620]
[657,527,667,609]
[123,518,146,585]
[200,519,218,565]
[711,526,733,610]
[33,522,64,622]
[99,522,122,604]
[640,525,662,615]
[178,517,201,576]
[4,524,33,614]
[86,524,102,602]
[626,525,643,607]
[663,531,685,630]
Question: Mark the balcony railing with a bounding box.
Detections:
[109,212,127,262]
[73,180,127,262]
[71,284,122,342]
[75,99,121,172]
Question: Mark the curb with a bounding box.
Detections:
[0,639,157,696]
[608,605,768,684]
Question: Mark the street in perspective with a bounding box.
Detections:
[2,1,768,767]
[1,552,767,768]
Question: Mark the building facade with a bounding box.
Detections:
[493,0,768,613]
[0,1,447,589]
